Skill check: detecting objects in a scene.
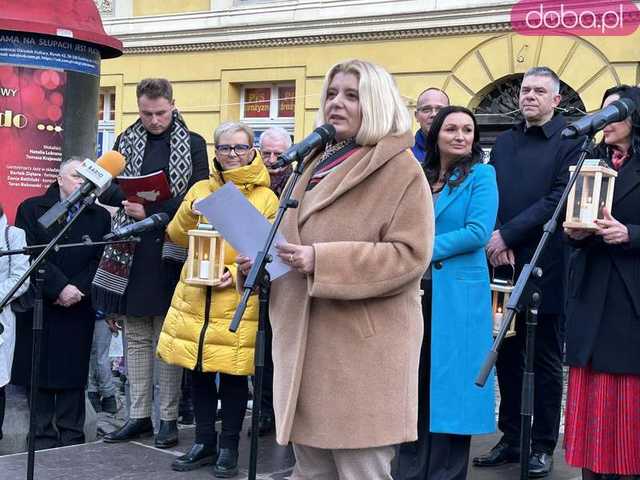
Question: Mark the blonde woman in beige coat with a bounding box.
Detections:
[237,59,434,479]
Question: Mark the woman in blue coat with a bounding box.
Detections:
[395,106,498,480]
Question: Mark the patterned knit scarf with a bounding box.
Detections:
[306,138,360,191]
[91,110,193,314]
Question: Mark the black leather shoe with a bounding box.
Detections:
[101,396,118,415]
[103,418,153,443]
[528,452,553,478]
[171,443,216,472]
[472,440,520,467]
[155,420,179,449]
[214,447,239,478]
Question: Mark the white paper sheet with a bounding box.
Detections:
[195,182,290,280]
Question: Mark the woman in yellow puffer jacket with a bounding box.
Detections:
[157,122,278,477]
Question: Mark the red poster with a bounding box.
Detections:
[0,65,66,222]
[244,87,271,118]
[278,86,295,118]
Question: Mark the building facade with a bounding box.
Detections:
[96,0,640,154]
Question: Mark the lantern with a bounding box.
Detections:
[184,224,225,286]
[563,159,617,230]
[491,267,516,338]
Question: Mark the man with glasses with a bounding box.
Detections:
[412,88,450,164]
[97,78,209,448]
[259,127,293,196]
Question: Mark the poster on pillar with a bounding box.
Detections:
[0,64,67,223]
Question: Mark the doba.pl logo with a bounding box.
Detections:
[511,0,640,36]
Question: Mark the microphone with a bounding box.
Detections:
[562,98,636,139]
[103,213,170,240]
[38,151,126,229]
[274,124,336,168]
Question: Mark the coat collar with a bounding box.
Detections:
[36,182,63,208]
[210,152,271,192]
[296,132,414,225]
[613,152,640,205]
[515,113,566,139]
[434,166,476,220]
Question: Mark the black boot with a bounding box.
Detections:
[103,418,153,443]
[101,396,118,415]
[171,443,216,472]
[155,420,179,449]
[214,447,239,478]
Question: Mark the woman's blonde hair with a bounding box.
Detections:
[214,121,254,146]
[316,59,412,146]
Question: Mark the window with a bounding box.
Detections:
[96,88,116,157]
[240,83,295,144]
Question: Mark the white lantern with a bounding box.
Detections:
[491,267,516,338]
[564,159,617,230]
[184,225,225,286]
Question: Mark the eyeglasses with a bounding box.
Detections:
[215,144,251,156]
[416,106,443,115]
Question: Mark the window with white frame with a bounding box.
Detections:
[96,88,116,157]
[240,83,295,145]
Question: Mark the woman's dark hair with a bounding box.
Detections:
[423,105,483,189]
[0,203,3,218]
[598,85,640,157]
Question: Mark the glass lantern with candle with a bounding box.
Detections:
[184,224,226,286]
[491,267,516,338]
[563,159,617,230]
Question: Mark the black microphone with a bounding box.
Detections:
[103,213,170,240]
[274,124,336,168]
[562,98,636,139]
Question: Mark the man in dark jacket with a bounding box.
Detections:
[411,88,449,164]
[95,78,209,448]
[12,157,111,449]
[473,67,583,477]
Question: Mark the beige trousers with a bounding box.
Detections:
[290,443,395,480]
[124,315,182,421]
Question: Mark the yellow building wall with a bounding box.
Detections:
[100,30,640,157]
[133,0,210,17]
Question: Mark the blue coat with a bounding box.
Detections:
[430,163,498,435]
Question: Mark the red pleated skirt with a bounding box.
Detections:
[564,365,640,475]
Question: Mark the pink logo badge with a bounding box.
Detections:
[511,0,640,36]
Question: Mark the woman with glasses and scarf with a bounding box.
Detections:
[157,121,278,478]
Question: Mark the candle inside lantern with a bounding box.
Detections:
[199,252,210,279]
[579,196,593,223]
[494,305,503,325]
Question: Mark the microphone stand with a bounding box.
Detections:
[475,133,596,480]
[229,153,310,480]
[0,193,139,480]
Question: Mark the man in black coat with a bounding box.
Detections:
[473,67,583,477]
[95,78,209,448]
[12,158,111,449]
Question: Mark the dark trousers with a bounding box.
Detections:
[32,387,85,450]
[394,280,472,480]
[496,312,563,454]
[192,370,248,449]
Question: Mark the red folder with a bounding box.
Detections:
[116,170,171,205]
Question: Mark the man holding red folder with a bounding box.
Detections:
[93,78,209,448]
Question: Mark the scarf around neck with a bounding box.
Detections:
[306,138,360,191]
[91,110,193,314]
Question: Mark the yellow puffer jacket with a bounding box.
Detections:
[157,154,278,375]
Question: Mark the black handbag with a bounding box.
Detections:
[4,225,35,313]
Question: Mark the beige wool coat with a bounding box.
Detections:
[269,131,434,449]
